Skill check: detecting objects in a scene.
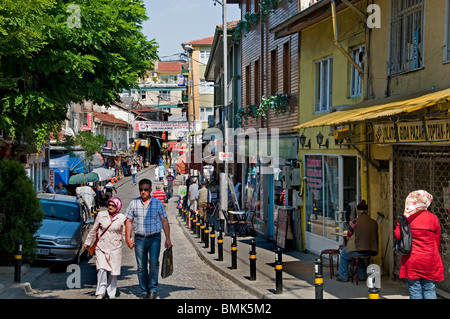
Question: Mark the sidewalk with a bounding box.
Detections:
[169,191,412,299]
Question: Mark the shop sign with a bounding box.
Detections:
[374,119,450,143]
[305,158,322,195]
[135,121,195,132]
[219,152,233,161]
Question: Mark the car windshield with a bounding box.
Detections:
[40,200,80,222]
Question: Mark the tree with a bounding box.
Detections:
[64,131,107,174]
[0,159,44,264]
[0,0,159,149]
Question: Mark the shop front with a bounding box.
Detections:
[303,153,361,254]
[240,134,299,248]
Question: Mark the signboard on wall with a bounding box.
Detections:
[373,119,450,143]
[135,121,196,132]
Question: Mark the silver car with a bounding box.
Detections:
[35,193,95,263]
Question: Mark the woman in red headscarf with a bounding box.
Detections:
[394,190,444,299]
[84,197,126,299]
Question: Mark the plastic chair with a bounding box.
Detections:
[320,249,341,279]
[222,210,237,235]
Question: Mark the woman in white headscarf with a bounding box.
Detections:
[394,190,444,299]
[84,197,126,299]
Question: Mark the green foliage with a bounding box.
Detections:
[64,131,107,172]
[0,159,44,265]
[0,0,159,149]
[236,93,289,125]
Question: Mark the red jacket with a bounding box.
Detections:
[394,210,444,281]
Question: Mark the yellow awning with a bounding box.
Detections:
[293,88,450,130]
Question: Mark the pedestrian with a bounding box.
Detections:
[154,165,159,181]
[124,178,172,299]
[55,182,68,195]
[152,185,166,204]
[131,164,137,185]
[337,200,378,282]
[171,158,177,179]
[104,181,117,202]
[197,181,211,220]
[188,178,199,211]
[83,197,126,299]
[158,163,165,182]
[394,190,444,299]
[42,180,56,194]
[166,171,175,197]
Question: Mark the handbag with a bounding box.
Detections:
[161,246,173,279]
[87,220,115,255]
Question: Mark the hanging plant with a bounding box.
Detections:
[236,104,258,125]
[233,0,294,43]
[257,92,290,118]
[236,93,290,125]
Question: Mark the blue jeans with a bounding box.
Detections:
[338,247,374,281]
[132,173,137,185]
[134,234,161,295]
[407,278,437,299]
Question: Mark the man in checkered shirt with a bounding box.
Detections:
[125,178,172,299]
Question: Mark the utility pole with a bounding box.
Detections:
[214,0,229,216]
[184,44,194,177]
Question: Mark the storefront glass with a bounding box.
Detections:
[305,154,360,245]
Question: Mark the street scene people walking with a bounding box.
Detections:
[124,178,172,299]
[394,190,444,299]
[84,197,127,299]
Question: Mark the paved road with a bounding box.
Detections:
[25,172,256,299]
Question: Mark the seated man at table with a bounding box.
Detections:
[337,200,378,282]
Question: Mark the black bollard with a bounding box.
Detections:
[315,258,324,299]
[275,246,283,294]
[217,227,223,261]
[198,215,202,239]
[192,212,197,233]
[249,239,256,281]
[210,225,215,254]
[231,233,237,269]
[204,221,209,249]
[14,239,22,283]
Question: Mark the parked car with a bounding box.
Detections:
[34,193,95,264]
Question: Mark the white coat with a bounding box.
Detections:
[85,211,126,275]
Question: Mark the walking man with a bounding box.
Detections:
[125,178,172,299]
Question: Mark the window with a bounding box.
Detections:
[245,65,251,105]
[140,91,146,100]
[159,91,170,100]
[305,155,361,246]
[283,42,290,95]
[314,56,333,112]
[200,107,214,121]
[254,59,260,104]
[270,49,278,95]
[350,45,365,98]
[389,0,424,74]
[199,79,214,94]
[199,50,210,65]
[445,0,450,61]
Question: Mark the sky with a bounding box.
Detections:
[142,0,241,60]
